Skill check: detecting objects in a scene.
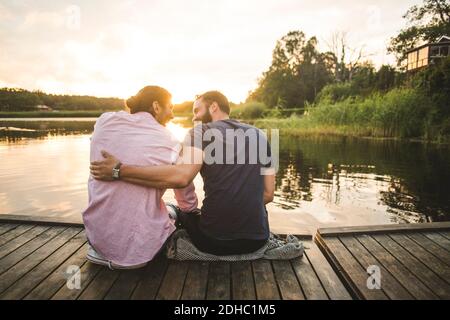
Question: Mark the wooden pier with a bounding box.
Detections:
[0,214,449,300]
[315,222,450,300]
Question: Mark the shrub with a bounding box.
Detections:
[306,88,433,138]
[231,102,268,119]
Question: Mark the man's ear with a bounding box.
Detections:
[210,102,219,113]
[152,101,160,114]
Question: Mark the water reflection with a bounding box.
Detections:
[1,118,449,231]
[0,134,91,220]
[0,118,95,140]
[273,136,450,227]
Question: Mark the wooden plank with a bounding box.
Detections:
[24,242,88,299]
[356,234,438,300]
[372,234,450,299]
[52,261,102,300]
[440,231,450,240]
[389,233,450,284]
[156,260,189,300]
[306,240,352,300]
[339,235,413,300]
[272,260,304,300]
[0,225,40,252]
[252,259,280,300]
[0,226,66,275]
[406,233,450,265]
[0,224,18,236]
[206,262,231,300]
[77,267,121,300]
[104,268,145,300]
[316,236,388,300]
[0,214,83,228]
[0,227,82,294]
[181,262,209,300]
[290,255,328,300]
[317,222,450,237]
[231,261,256,300]
[0,230,86,299]
[423,232,450,251]
[131,254,168,300]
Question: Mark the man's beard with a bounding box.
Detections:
[198,110,212,123]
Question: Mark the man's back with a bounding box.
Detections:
[84,111,197,266]
[185,119,271,240]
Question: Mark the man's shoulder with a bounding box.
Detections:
[187,122,208,135]
[236,121,259,131]
[225,119,267,136]
[186,120,266,136]
[97,111,115,121]
[95,111,127,124]
[94,111,113,129]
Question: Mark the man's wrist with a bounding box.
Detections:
[112,162,122,180]
[118,164,128,179]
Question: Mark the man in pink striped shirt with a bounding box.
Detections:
[83,86,198,269]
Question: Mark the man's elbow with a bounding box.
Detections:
[173,173,191,189]
[264,192,274,204]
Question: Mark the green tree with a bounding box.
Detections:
[0,88,42,111]
[0,88,124,112]
[388,0,450,64]
[412,55,450,121]
[248,31,334,109]
[346,62,376,96]
[374,65,398,91]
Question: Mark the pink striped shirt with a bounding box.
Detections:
[83,111,198,266]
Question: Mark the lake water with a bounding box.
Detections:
[1,117,449,234]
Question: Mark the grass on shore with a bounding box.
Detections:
[253,116,370,136]
[250,87,450,144]
[252,116,450,144]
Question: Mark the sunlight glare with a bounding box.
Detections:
[166,121,189,142]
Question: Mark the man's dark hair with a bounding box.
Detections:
[126,86,171,116]
[196,91,230,115]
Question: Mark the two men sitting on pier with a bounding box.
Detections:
[86,86,275,269]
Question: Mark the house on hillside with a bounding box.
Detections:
[406,35,450,71]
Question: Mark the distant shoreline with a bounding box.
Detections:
[0,111,192,118]
[0,111,108,118]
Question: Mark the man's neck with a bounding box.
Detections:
[212,113,229,122]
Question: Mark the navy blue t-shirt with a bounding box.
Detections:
[184,119,272,240]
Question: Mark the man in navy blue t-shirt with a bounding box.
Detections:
[90,91,276,255]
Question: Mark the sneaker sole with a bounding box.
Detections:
[86,254,147,270]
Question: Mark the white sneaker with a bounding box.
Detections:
[166,204,179,223]
[86,244,147,270]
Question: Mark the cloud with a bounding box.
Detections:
[20,11,65,30]
[0,0,422,102]
[0,3,14,21]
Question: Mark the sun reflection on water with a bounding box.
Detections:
[166,120,190,142]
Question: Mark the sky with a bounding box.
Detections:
[0,0,422,103]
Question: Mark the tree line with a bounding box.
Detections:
[0,88,125,112]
